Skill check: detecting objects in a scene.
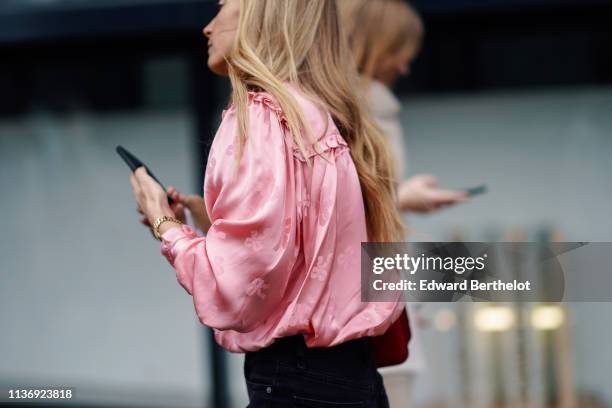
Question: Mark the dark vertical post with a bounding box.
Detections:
[188,52,230,408]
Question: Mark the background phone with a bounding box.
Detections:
[464,184,487,197]
[116,145,174,204]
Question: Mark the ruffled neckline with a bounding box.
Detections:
[224,90,349,161]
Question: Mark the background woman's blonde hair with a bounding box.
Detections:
[338,0,424,80]
[226,0,404,242]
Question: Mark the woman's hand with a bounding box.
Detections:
[397,174,469,213]
[167,186,212,233]
[129,167,179,235]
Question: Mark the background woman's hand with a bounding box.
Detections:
[397,174,470,213]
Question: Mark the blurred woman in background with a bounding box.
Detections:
[339,0,469,213]
[129,0,406,406]
[339,1,469,406]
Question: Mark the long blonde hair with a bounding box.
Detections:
[226,0,404,242]
[338,0,424,80]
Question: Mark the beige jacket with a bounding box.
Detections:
[367,79,426,375]
[367,79,408,179]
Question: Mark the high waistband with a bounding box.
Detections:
[244,334,386,401]
[269,334,372,351]
[246,334,375,371]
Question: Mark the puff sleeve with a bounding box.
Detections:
[160,96,298,333]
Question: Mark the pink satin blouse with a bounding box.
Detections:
[160,86,403,352]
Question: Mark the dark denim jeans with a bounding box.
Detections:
[243,334,390,407]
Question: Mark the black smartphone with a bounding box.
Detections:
[464,184,487,197]
[116,145,174,204]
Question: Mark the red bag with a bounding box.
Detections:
[371,306,411,368]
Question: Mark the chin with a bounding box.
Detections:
[207,56,228,76]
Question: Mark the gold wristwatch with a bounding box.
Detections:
[152,215,184,240]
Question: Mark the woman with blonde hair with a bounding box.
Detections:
[128,0,405,405]
[339,1,470,406]
[339,0,469,212]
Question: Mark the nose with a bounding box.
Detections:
[203,21,213,39]
[398,62,410,76]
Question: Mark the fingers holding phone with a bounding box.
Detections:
[398,174,468,213]
[166,186,187,224]
[136,206,150,226]
[118,145,181,238]
[130,167,175,226]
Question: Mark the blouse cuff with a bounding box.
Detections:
[160,224,202,266]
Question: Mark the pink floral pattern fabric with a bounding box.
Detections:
[160,86,403,352]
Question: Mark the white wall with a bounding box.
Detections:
[400,86,612,242]
[0,110,210,407]
[398,86,612,406]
